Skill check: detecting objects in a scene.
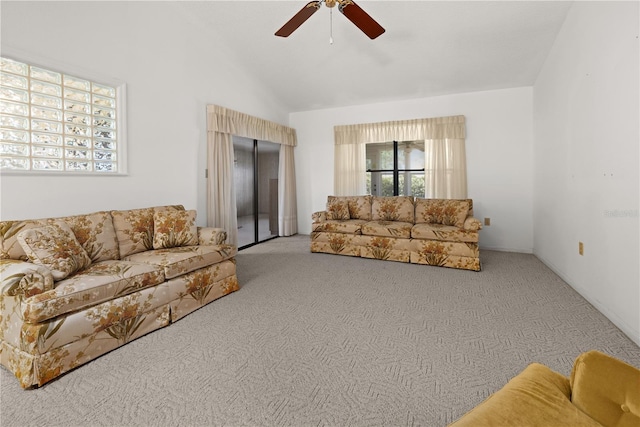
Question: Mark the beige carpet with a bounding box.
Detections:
[2,235,639,426]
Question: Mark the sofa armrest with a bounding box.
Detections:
[312,211,327,222]
[197,227,228,246]
[0,259,54,298]
[463,216,483,231]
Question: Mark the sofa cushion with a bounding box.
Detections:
[449,363,602,427]
[1,212,119,263]
[415,198,470,227]
[111,205,184,258]
[57,211,120,262]
[362,220,413,239]
[326,199,350,220]
[311,219,367,235]
[153,209,198,249]
[17,222,92,281]
[1,219,49,261]
[570,350,640,427]
[411,223,478,243]
[372,196,414,222]
[123,244,237,279]
[20,260,165,323]
[20,283,172,354]
[327,195,372,221]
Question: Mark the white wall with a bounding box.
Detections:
[533,2,639,345]
[291,87,534,252]
[0,1,289,224]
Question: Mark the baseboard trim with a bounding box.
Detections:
[480,245,533,254]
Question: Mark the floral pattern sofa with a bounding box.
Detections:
[311,196,482,271]
[0,205,239,388]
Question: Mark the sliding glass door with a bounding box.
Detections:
[233,136,279,249]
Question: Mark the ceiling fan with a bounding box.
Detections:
[275,0,385,40]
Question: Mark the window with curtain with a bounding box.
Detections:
[334,115,467,199]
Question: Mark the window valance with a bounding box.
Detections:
[334,115,465,145]
[206,105,297,146]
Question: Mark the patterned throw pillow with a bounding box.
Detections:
[17,221,92,280]
[153,209,198,249]
[415,199,470,228]
[326,199,350,220]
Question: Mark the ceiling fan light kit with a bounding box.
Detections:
[275,0,385,40]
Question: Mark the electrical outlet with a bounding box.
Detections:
[484,218,491,226]
[579,242,584,256]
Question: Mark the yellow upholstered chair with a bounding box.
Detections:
[449,350,640,427]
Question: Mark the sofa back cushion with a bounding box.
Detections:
[326,199,350,220]
[17,221,92,281]
[1,219,48,261]
[327,196,372,221]
[1,211,119,263]
[372,196,414,222]
[58,211,120,262]
[570,350,640,427]
[112,205,185,258]
[415,199,471,228]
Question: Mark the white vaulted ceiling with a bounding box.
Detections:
[178,1,573,112]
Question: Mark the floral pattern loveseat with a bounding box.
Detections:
[311,196,482,271]
[0,205,239,388]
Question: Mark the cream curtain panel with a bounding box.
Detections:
[333,115,467,198]
[206,105,298,246]
[424,138,467,199]
[206,132,237,244]
[278,145,297,236]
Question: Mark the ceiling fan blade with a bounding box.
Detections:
[275,1,322,37]
[339,1,385,39]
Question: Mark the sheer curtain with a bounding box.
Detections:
[206,105,298,246]
[278,144,297,236]
[206,131,237,244]
[333,115,467,198]
[334,141,367,196]
[424,138,467,198]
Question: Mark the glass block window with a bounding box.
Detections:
[0,56,123,173]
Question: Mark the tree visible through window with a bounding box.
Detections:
[0,56,124,173]
[366,141,425,197]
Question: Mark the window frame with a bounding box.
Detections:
[0,50,128,176]
[366,140,425,197]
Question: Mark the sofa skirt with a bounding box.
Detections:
[0,304,170,388]
[310,232,481,271]
[0,264,240,388]
[168,260,239,322]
